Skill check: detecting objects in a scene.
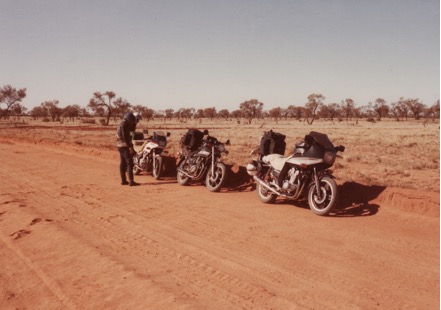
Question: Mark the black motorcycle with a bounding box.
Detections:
[177,129,230,192]
[246,130,345,216]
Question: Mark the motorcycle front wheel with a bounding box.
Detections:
[257,183,276,203]
[133,166,142,175]
[133,156,142,175]
[308,176,338,216]
[205,163,227,192]
[177,161,190,186]
[152,155,163,180]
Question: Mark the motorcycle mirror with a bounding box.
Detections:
[225,139,230,146]
[203,129,209,135]
[337,145,345,152]
[166,132,171,137]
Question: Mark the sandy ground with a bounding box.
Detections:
[0,140,439,309]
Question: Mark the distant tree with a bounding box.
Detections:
[395,97,410,120]
[431,100,440,119]
[141,108,155,121]
[203,107,217,120]
[319,103,339,121]
[88,91,116,125]
[30,106,47,119]
[112,97,132,120]
[305,93,325,125]
[374,98,389,120]
[63,105,81,121]
[340,98,355,122]
[195,109,204,119]
[11,104,27,120]
[405,98,425,120]
[217,109,230,120]
[230,109,242,120]
[240,99,264,124]
[177,108,194,120]
[164,109,174,120]
[41,100,61,121]
[268,107,282,121]
[0,84,27,119]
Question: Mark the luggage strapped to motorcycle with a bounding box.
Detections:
[260,130,286,155]
[180,129,205,151]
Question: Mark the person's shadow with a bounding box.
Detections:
[330,182,386,217]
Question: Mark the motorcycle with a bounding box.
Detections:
[133,130,171,180]
[176,129,230,192]
[246,131,345,216]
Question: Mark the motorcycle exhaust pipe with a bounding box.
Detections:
[253,175,281,196]
[177,168,192,179]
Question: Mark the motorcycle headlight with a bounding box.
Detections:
[216,144,225,153]
[324,151,336,165]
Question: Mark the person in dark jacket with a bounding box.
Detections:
[116,112,139,186]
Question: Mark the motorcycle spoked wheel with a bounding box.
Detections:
[256,182,276,203]
[152,155,163,180]
[308,176,338,216]
[205,163,227,192]
[177,161,191,186]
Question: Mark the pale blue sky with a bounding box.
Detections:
[0,0,439,111]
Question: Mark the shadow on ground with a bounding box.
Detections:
[331,182,386,217]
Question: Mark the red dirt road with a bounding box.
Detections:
[0,141,439,309]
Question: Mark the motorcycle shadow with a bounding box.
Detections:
[220,164,255,192]
[280,182,385,217]
[331,182,386,217]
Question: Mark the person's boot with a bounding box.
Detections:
[121,180,129,185]
[129,180,140,186]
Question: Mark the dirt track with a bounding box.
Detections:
[0,141,439,309]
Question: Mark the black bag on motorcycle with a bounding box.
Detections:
[180,129,204,151]
[260,130,286,155]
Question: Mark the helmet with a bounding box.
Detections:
[133,112,142,123]
[124,112,137,127]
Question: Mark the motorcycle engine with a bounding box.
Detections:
[282,168,299,193]
[188,157,204,176]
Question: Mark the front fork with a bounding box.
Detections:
[211,146,216,175]
[313,167,322,200]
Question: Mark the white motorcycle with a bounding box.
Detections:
[133,130,171,180]
[247,131,345,216]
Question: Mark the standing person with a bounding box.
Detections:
[116,112,140,186]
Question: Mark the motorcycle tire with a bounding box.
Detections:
[152,155,163,180]
[308,176,338,216]
[205,162,227,192]
[177,162,190,186]
[256,183,276,203]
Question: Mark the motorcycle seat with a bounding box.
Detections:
[262,154,289,171]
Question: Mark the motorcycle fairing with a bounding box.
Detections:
[262,154,323,170]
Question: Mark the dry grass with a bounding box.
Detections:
[0,117,439,192]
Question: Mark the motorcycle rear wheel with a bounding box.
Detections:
[257,183,276,203]
[205,163,227,192]
[308,176,338,216]
[152,156,163,180]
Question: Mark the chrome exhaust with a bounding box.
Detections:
[253,175,280,195]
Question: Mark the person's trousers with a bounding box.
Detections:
[118,147,134,182]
